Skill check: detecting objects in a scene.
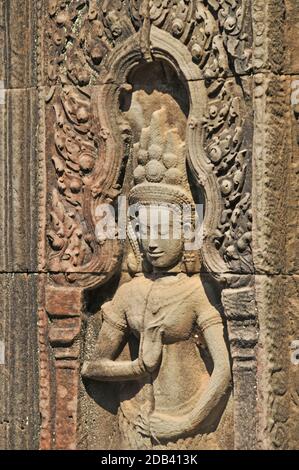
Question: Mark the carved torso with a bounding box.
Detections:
[102,273,220,430]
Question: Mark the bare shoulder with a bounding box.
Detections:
[117,275,145,292]
[186,275,209,298]
[186,276,222,321]
[112,274,147,300]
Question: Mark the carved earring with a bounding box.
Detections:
[182,251,202,275]
[127,251,139,275]
[182,252,196,274]
[126,221,142,275]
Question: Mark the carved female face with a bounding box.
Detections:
[137,205,184,270]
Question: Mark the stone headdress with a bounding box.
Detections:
[127,107,200,274]
[129,107,193,208]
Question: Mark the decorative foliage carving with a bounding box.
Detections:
[48,188,92,271]
[47,0,136,86]
[211,0,252,75]
[46,0,253,281]
[187,1,252,272]
[202,79,252,272]
[46,1,252,84]
[47,85,96,276]
[46,83,126,285]
[42,0,258,452]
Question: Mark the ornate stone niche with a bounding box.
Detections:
[2,0,299,452]
[39,0,255,450]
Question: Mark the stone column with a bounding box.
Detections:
[42,286,83,450]
[222,286,258,450]
[252,0,299,450]
[0,0,40,450]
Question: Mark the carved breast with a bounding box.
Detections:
[121,274,211,420]
[125,273,198,343]
[144,275,198,344]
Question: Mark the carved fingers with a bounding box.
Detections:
[134,410,151,438]
[81,361,92,378]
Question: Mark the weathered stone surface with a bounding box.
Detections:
[0,88,40,272]
[284,0,299,74]
[1,0,299,452]
[1,0,38,89]
[252,73,293,275]
[0,1,4,86]
[288,75,299,274]
[0,0,41,450]
[222,285,257,450]
[256,274,299,450]
[0,273,39,450]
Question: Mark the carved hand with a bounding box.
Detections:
[81,318,150,382]
[141,325,164,373]
[149,411,186,442]
[134,410,151,438]
[149,322,232,441]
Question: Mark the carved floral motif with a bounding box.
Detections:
[42,0,257,451]
[46,82,125,285]
[203,79,252,272]
[47,85,96,276]
[46,0,253,280]
[46,1,252,83]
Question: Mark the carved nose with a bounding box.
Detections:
[149,239,158,250]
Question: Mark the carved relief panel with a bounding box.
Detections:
[39,0,255,450]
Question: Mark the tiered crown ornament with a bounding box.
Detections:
[126,107,200,275]
[129,107,193,208]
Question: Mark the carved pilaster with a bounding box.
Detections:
[222,286,258,450]
[0,0,40,450]
[252,0,299,450]
[44,286,84,450]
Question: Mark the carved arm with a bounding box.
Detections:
[81,320,148,382]
[149,321,231,440]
